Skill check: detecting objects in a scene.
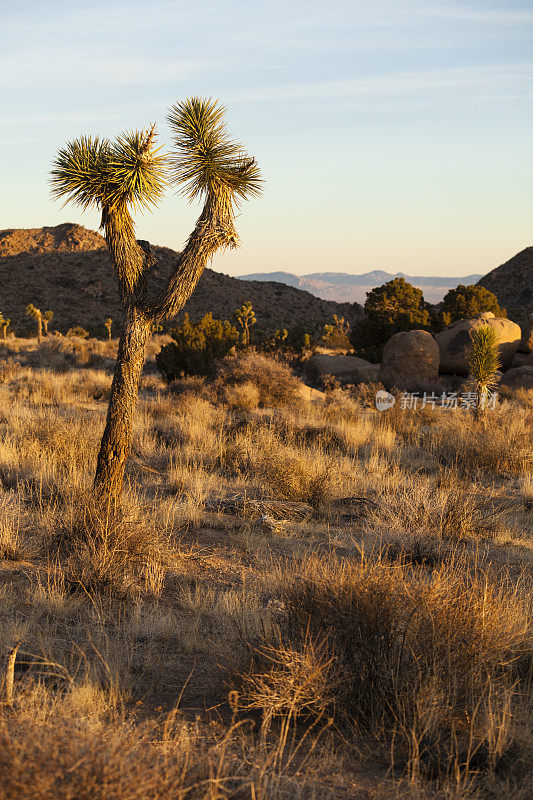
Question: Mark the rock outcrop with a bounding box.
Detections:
[379,330,439,389]
[435,313,521,376]
[500,365,533,390]
[519,313,533,353]
[304,354,374,385]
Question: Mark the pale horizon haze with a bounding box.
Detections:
[2,0,533,279]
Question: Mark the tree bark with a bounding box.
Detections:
[92,190,236,506]
[93,304,151,507]
[37,316,42,345]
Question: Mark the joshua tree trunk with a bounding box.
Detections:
[36,315,42,345]
[42,319,48,336]
[92,190,236,506]
[93,305,151,505]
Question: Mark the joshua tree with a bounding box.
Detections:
[0,312,10,340]
[26,304,43,344]
[235,301,256,347]
[42,310,54,336]
[466,324,501,420]
[104,318,113,340]
[51,97,261,506]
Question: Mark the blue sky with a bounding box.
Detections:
[2,0,533,277]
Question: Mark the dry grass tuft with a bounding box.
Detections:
[56,500,174,598]
[243,554,532,783]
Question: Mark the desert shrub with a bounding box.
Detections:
[260,324,316,354]
[257,446,337,510]
[350,278,431,361]
[439,284,505,327]
[243,556,532,778]
[223,381,260,411]
[18,336,116,371]
[216,352,302,408]
[156,313,239,379]
[0,679,321,800]
[67,326,90,339]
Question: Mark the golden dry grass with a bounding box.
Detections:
[0,336,531,799]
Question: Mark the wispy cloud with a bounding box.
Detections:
[424,3,533,25]
[1,50,203,90]
[227,63,533,103]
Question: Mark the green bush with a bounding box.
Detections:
[439,284,504,327]
[156,313,239,379]
[260,324,315,354]
[350,278,430,361]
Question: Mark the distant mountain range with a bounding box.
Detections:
[238,270,484,304]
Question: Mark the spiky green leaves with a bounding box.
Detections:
[51,98,262,216]
[50,127,167,215]
[50,136,109,212]
[167,97,262,203]
[467,324,501,413]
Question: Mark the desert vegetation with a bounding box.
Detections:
[0,328,531,799]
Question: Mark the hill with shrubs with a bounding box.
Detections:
[0,223,362,333]
[477,246,533,320]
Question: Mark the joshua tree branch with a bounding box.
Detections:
[146,190,236,323]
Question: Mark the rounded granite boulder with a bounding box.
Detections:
[435,314,521,376]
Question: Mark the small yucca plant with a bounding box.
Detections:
[42,310,54,336]
[26,303,43,343]
[466,324,501,418]
[0,312,10,340]
[234,301,256,347]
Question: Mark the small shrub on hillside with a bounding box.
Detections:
[156,313,239,379]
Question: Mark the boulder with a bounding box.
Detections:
[510,351,531,369]
[297,383,326,402]
[499,365,533,390]
[357,363,381,383]
[519,313,533,353]
[304,354,374,385]
[435,314,521,376]
[379,330,439,390]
